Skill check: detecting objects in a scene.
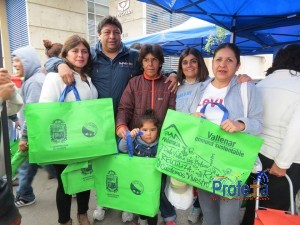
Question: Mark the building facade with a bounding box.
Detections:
[0,0,271,79]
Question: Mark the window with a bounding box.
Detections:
[151,14,158,24]
[87,0,109,46]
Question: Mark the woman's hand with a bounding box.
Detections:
[0,83,15,101]
[269,162,287,177]
[237,74,252,83]
[0,68,11,85]
[116,126,129,139]
[191,112,206,118]
[221,119,245,133]
[19,140,28,152]
[165,73,178,93]
[58,64,74,86]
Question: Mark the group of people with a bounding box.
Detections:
[0,14,300,225]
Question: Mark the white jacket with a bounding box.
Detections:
[257,69,300,169]
[39,72,98,103]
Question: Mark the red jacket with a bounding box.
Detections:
[116,72,176,131]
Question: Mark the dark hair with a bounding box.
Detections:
[138,44,164,73]
[43,40,63,58]
[61,35,93,76]
[213,43,241,65]
[97,15,123,34]
[137,109,161,131]
[130,43,142,51]
[266,44,300,76]
[177,48,209,85]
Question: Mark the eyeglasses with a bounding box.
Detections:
[182,59,198,66]
[143,58,159,64]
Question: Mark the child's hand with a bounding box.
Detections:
[130,128,140,137]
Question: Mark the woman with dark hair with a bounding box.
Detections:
[116,44,176,225]
[39,34,98,225]
[43,40,63,58]
[176,48,209,113]
[43,40,63,74]
[186,43,263,225]
[116,44,175,138]
[242,44,300,225]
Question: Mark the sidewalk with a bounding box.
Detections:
[15,168,300,225]
[14,169,203,225]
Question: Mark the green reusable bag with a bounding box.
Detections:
[10,139,19,158]
[10,139,28,177]
[25,98,117,164]
[92,154,162,217]
[61,161,94,195]
[157,109,264,199]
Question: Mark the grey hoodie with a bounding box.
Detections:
[12,46,44,104]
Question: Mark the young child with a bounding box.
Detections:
[118,109,160,225]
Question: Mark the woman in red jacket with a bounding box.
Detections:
[116,44,177,225]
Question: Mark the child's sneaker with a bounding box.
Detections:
[93,206,105,221]
[138,218,148,225]
[166,221,176,225]
[187,206,202,224]
[122,211,134,222]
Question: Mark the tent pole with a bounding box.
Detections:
[230,17,236,43]
[0,28,13,192]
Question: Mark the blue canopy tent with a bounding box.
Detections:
[138,0,300,45]
[123,18,278,56]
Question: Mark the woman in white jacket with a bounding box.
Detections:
[242,44,300,225]
[40,35,98,225]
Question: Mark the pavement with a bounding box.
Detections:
[13,168,300,225]
[13,168,203,225]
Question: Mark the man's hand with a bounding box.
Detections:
[269,162,287,177]
[58,64,74,85]
[237,74,252,83]
[165,73,178,93]
[116,126,129,139]
[0,68,11,85]
[0,83,15,101]
[19,140,29,152]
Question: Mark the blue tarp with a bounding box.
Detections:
[138,0,300,48]
[139,0,300,33]
[123,18,274,56]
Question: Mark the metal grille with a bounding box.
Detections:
[6,0,29,55]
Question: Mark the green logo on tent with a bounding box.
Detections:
[81,162,93,175]
[82,122,98,137]
[50,119,67,143]
[106,170,118,193]
[130,180,144,195]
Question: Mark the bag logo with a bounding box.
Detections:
[81,162,93,175]
[130,180,144,195]
[106,170,118,193]
[82,122,98,137]
[50,119,67,143]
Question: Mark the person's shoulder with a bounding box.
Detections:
[121,43,139,57]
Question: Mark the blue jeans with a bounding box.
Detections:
[16,160,38,202]
[160,174,177,222]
